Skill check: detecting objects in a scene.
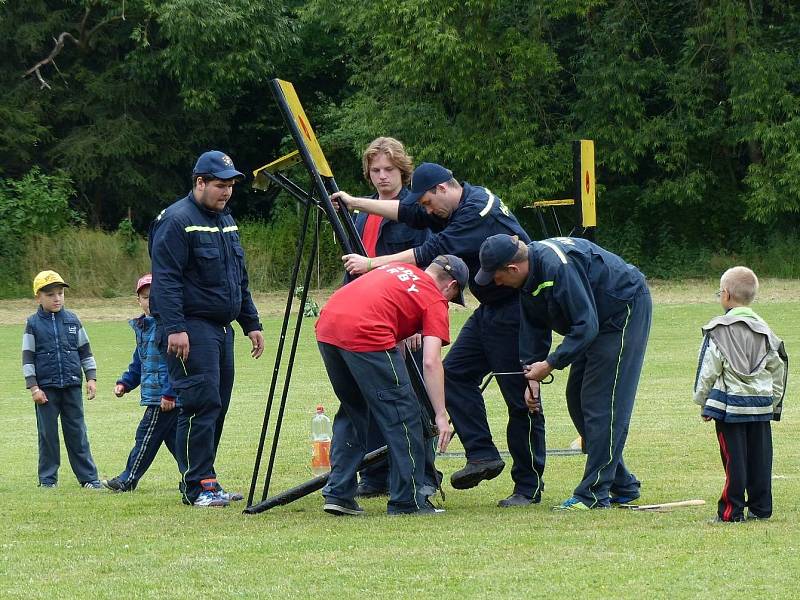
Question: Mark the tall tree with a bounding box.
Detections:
[1,0,296,227]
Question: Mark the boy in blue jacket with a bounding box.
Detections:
[22,270,102,489]
[103,274,179,492]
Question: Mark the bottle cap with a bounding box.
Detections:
[316,405,324,413]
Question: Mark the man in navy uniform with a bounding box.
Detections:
[333,163,546,508]
[149,150,265,507]
[476,234,652,510]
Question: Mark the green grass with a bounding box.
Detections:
[1,284,799,598]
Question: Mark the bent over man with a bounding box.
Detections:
[477,234,651,510]
[333,163,546,508]
[149,150,264,508]
[315,255,467,516]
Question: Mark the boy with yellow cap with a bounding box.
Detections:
[22,270,102,489]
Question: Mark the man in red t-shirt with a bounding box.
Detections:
[316,255,468,516]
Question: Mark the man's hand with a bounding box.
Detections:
[524,380,542,413]
[404,333,422,352]
[330,191,360,212]
[524,360,554,382]
[248,330,265,359]
[167,332,190,361]
[702,415,712,422]
[434,413,453,453]
[114,384,126,398]
[86,379,97,401]
[160,396,176,412]
[31,387,48,405]
[342,254,371,276]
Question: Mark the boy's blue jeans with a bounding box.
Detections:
[34,386,98,485]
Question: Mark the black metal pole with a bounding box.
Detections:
[259,201,320,502]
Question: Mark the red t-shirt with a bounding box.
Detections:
[361,214,383,258]
[315,263,451,352]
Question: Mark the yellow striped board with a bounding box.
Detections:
[275,79,333,178]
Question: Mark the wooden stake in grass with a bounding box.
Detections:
[618,499,706,512]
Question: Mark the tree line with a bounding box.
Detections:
[2,0,799,280]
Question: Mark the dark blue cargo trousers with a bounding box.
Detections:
[319,342,428,514]
[444,298,546,498]
[162,318,234,504]
[565,287,652,507]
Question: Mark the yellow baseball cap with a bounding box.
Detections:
[33,270,70,296]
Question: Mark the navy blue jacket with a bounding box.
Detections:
[117,315,177,407]
[354,188,431,256]
[397,182,530,305]
[518,237,647,369]
[22,307,97,389]
[148,191,261,335]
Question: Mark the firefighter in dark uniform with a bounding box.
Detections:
[476,234,652,510]
[149,150,264,508]
[333,163,546,508]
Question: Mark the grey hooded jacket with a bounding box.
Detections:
[693,307,787,422]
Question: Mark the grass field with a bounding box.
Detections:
[1,280,799,598]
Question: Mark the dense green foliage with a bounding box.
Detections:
[2,0,800,291]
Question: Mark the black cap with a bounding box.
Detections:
[432,254,469,306]
[406,163,453,204]
[475,234,520,286]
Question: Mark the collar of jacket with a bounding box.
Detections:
[703,309,782,352]
[188,190,232,218]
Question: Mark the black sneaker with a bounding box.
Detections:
[102,477,132,493]
[498,493,540,508]
[450,458,506,490]
[389,500,445,516]
[355,482,388,498]
[323,498,365,516]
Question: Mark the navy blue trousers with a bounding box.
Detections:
[34,386,98,485]
[319,342,427,514]
[565,288,652,507]
[117,405,179,489]
[163,318,234,504]
[715,420,772,521]
[444,298,546,498]
[359,348,440,492]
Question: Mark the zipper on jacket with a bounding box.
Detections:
[51,312,64,387]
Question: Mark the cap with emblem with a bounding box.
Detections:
[475,234,520,286]
[193,150,244,181]
[33,270,70,297]
[431,254,469,306]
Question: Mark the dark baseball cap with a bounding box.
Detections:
[406,162,453,204]
[432,254,469,306]
[475,234,520,286]
[193,150,244,180]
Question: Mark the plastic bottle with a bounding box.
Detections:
[311,405,332,476]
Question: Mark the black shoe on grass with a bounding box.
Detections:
[450,458,505,490]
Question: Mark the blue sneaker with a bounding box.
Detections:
[553,496,590,511]
[82,480,105,490]
[193,490,229,507]
[610,494,640,506]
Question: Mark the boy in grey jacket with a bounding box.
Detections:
[694,266,787,522]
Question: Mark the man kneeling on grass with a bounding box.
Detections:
[315,255,467,516]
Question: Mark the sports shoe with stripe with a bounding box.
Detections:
[553,496,590,511]
[323,498,365,516]
[193,478,229,507]
[82,480,105,490]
